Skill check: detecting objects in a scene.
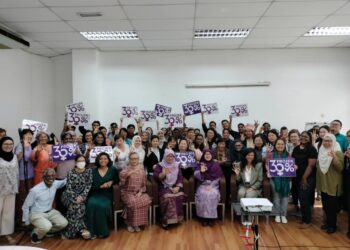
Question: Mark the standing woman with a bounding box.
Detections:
[79,130,94,155]
[234,148,263,201]
[14,129,34,227]
[0,137,18,244]
[144,135,164,175]
[119,152,152,232]
[31,132,56,185]
[205,128,218,150]
[253,134,266,163]
[292,131,318,229]
[113,135,130,171]
[153,149,184,229]
[61,155,93,239]
[129,136,145,168]
[266,139,293,224]
[194,149,222,226]
[316,133,344,234]
[87,152,117,238]
[313,125,330,151]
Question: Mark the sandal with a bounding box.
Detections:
[81,229,91,240]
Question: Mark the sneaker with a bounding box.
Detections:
[127,226,135,233]
[275,216,281,223]
[281,216,288,224]
[134,226,141,232]
[31,232,41,244]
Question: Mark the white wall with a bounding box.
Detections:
[0,50,72,142]
[72,48,350,134]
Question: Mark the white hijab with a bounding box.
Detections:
[130,135,145,164]
[318,133,341,174]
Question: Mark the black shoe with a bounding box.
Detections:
[320,224,328,230]
[326,228,336,234]
[161,224,168,230]
[31,232,41,244]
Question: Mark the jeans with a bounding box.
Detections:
[270,179,289,216]
[298,176,315,224]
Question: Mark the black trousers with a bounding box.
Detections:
[321,192,339,229]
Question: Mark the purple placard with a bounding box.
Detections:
[175,152,197,168]
[140,111,157,122]
[230,104,249,117]
[182,101,202,116]
[268,158,296,177]
[121,106,138,118]
[202,103,219,115]
[52,144,77,162]
[164,114,183,127]
[154,104,172,117]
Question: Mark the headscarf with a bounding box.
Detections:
[318,133,341,174]
[0,137,14,162]
[130,135,145,163]
[159,149,179,187]
[198,149,221,181]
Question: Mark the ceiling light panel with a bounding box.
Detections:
[195,29,250,39]
[80,31,139,40]
[304,27,350,36]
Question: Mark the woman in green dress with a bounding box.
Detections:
[87,152,117,238]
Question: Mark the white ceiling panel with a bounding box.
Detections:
[28,41,48,48]
[91,40,144,49]
[334,2,350,15]
[24,48,60,57]
[138,30,193,40]
[265,1,347,17]
[50,6,126,21]
[289,36,349,47]
[143,39,192,47]
[193,38,242,49]
[132,19,193,30]
[4,21,74,32]
[243,36,296,45]
[249,27,308,38]
[119,0,194,4]
[195,17,259,29]
[68,20,133,31]
[319,15,350,26]
[0,0,43,8]
[41,40,95,48]
[0,8,60,22]
[241,43,287,48]
[21,32,85,41]
[336,38,350,47]
[256,16,325,28]
[40,0,119,7]
[123,5,195,19]
[197,0,272,2]
[196,3,270,18]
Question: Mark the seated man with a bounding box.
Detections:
[22,168,68,244]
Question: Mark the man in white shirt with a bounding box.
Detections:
[22,168,68,244]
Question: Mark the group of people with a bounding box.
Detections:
[0,113,349,245]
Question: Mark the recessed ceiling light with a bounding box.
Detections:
[304,27,350,36]
[80,31,139,40]
[77,12,102,18]
[194,29,250,39]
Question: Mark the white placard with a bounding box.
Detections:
[121,106,138,118]
[21,119,48,138]
[89,146,113,163]
[230,104,249,117]
[202,103,219,115]
[164,114,183,127]
[140,111,157,122]
[67,112,90,126]
[66,102,85,114]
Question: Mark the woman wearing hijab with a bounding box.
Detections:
[153,149,184,229]
[316,133,344,234]
[129,136,145,168]
[119,152,152,233]
[0,137,19,245]
[194,149,222,226]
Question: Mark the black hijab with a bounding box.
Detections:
[0,136,14,162]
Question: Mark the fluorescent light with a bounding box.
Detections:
[185,82,270,89]
[304,27,350,36]
[80,31,139,40]
[194,29,250,39]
